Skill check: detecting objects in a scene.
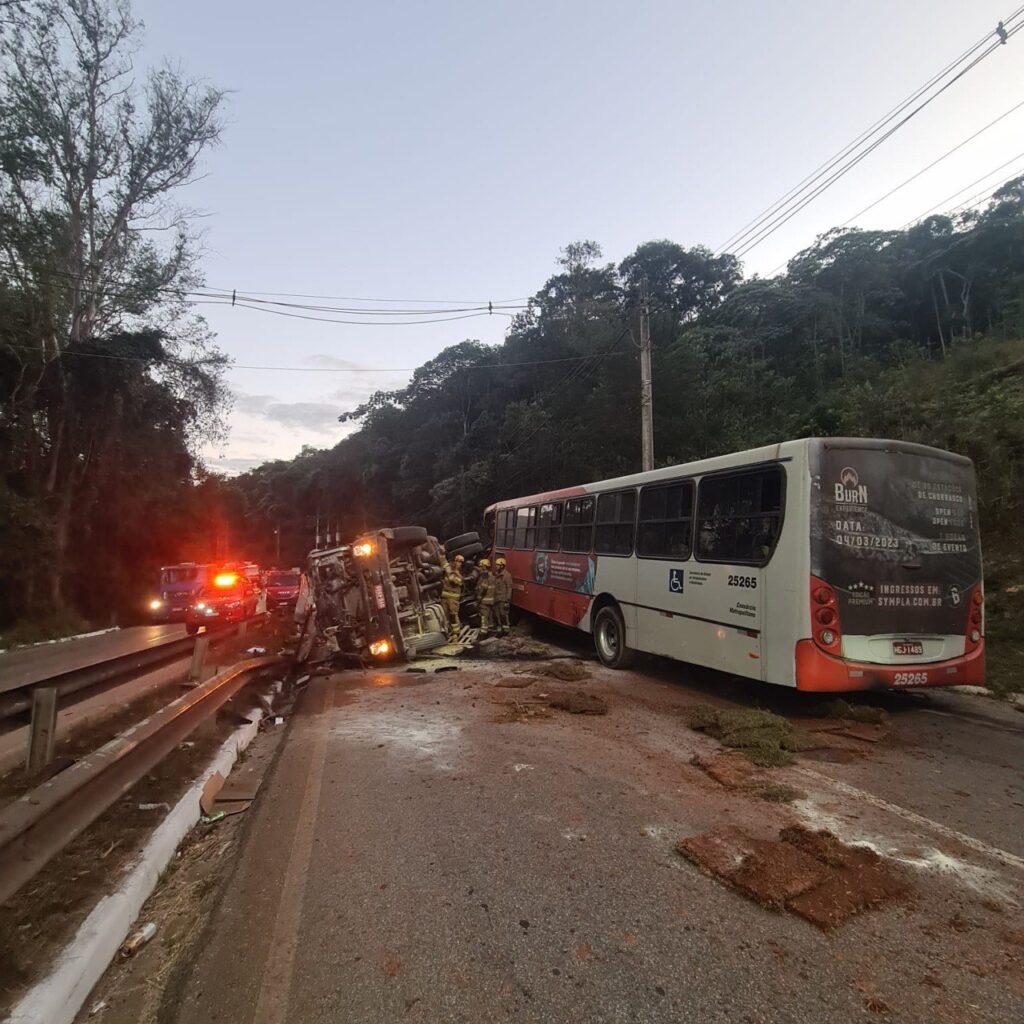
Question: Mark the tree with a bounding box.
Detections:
[0,0,229,620]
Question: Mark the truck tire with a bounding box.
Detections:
[449,541,484,561]
[389,525,429,548]
[418,565,444,584]
[593,604,636,669]
[444,532,479,554]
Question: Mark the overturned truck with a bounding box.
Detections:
[301,526,485,662]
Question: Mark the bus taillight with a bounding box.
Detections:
[965,584,984,647]
[810,576,842,653]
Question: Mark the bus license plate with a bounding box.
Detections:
[892,640,923,656]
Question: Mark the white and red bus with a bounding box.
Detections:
[483,438,984,692]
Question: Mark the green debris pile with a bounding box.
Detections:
[687,705,809,767]
[817,699,887,724]
[542,660,591,682]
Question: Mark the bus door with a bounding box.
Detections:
[693,467,785,679]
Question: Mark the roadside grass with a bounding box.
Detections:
[687,705,810,767]
[0,612,93,650]
[982,550,1024,698]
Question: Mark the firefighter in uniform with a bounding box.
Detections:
[491,556,512,636]
[475,558,494,635]
[441,553,466,641]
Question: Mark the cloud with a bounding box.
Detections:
[305,353,370,370]
[206,455,265,476]
[232,391,341,433]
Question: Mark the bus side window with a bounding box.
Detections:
[496,509,515,548]
[638,481,694,559]
[514,507,536,549]
[696,467,784,565]
[562,496,595,553]
[594,490,636,556]
[537,501,562,550]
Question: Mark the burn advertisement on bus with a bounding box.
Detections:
[809,445,981,635]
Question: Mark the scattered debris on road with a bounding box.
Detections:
[548,690,608,715]
[494,676,538,688]
[541,660,591,682]
[120,922,157,958]
[678,824,909,930]
[687,705,809,766]
[476,635,553,659]
[491,697,554,723]
[817,698,887,724]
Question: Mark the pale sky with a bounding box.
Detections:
[132,0,1024,474]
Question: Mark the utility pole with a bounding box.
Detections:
[639,279,655,472]
[274,525,281,565]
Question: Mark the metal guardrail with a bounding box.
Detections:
[0,620,258,723]
[0,655,281,904]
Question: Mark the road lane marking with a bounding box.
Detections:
[251,681,332,1024]
[795,767,1024,874]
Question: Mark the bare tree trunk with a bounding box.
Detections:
[932,283,947,358]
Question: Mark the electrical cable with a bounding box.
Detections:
[717,9,1024,259]
[731,22,1024,261]
[901,149,1024,227]
[0,340,636,373]
[839,95,1024,227]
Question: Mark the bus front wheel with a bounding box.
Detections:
[593,604,636,669]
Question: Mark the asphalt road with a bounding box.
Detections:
[161,655,1024,1024]
[0,624,186,692]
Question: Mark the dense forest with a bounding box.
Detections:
[1,3,1022,677]
[228,194,1024,571]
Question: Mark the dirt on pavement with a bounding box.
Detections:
[678,824,910,931]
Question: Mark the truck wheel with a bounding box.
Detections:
[390,525,429,548]
[444,532,479,554]
[418,565,444,584]
[593,604,636,669]
[449,541,484,561]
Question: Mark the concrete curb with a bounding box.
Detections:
[4,688,278,1024]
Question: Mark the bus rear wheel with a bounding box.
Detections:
[593,604,635,669]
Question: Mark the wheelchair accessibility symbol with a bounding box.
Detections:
[668,568,685,594]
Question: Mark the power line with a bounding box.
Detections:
[717,9,1024,260]
[0,340,636,373]
[901,151,1024,227]
[731,22,1023,261]
[839,95,1024,227]
[714,15,1015,254]
[0,260,531,320]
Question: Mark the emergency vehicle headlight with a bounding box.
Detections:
[369,638,391,657]
[970,629,980,642]
[149,599,163,611]
[819,629,837,646]
[353,541,374,558]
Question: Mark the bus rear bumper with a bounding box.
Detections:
[794,639,985,692]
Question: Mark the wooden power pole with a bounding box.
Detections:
[639,281,655,472]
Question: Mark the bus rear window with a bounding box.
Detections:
[696,467,783,565]
[811,445,981,636]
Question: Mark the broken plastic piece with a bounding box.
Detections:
[274,716,285,725]
[201,810,227,824]
[245,646,268,655]
[137,802,170,812]
[121,922,157,957]
[434,666,460,673]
